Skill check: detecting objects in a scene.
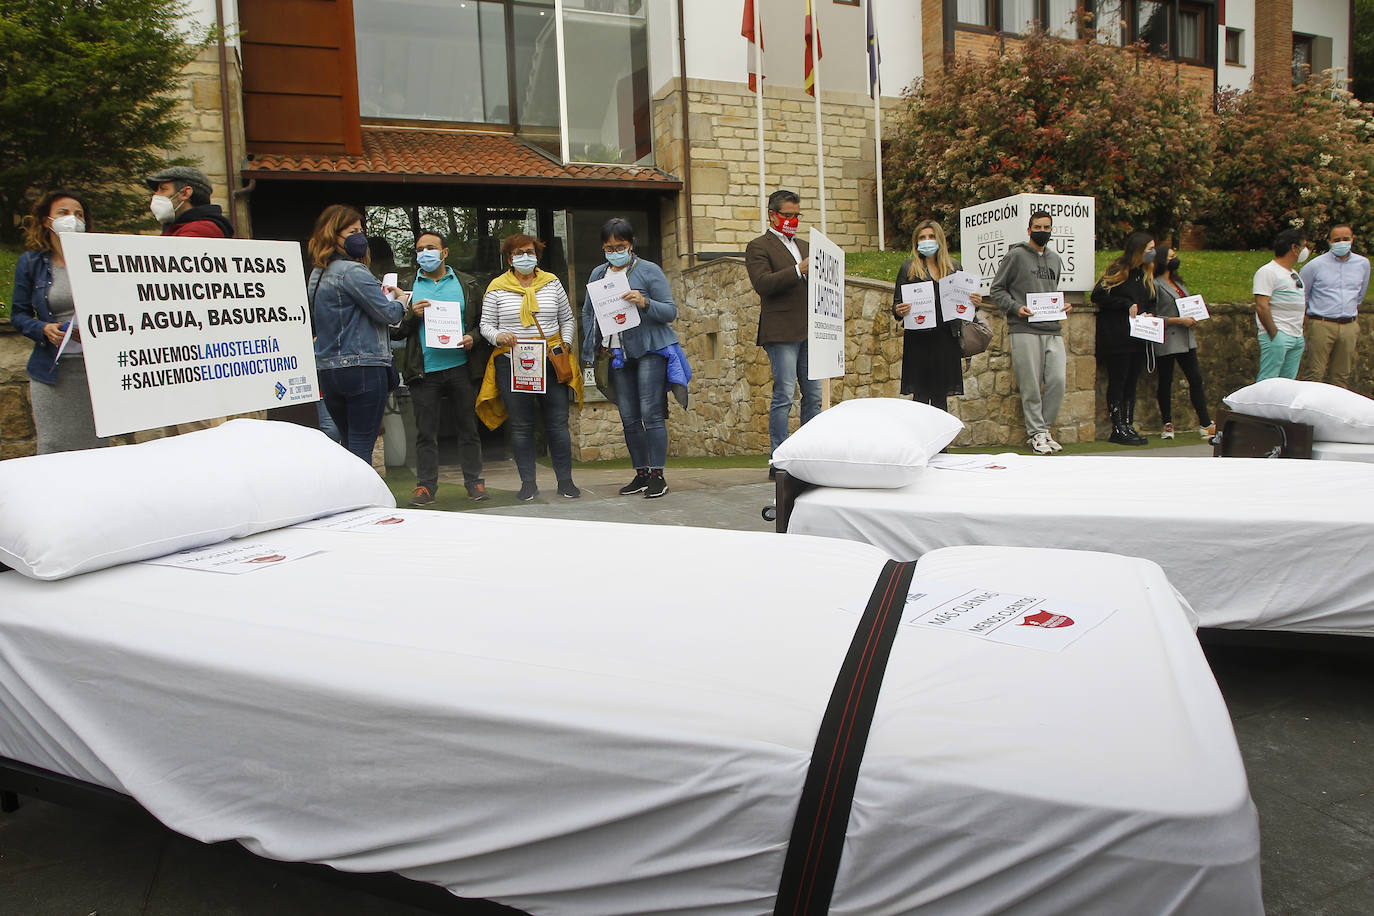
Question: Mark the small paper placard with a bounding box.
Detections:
[901,580,1117,652]
[143,542,320,575]
[510,339,547,394]
[1175,294,1209,321]
[422,300,464,349]
[382,272,399,301]
[900,281,938,330]
[588,271,642,337]
[927,454,1014,473]
[1129,314,1165,343]
[293,508,410,531]
[1026,291,1067,322]
[938,271,979,322]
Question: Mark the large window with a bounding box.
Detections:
[996,1,1080,37]
[957,0,991,28]
[353,0,653,166]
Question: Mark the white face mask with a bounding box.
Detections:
[50,214,85,234]
[1297,246,1311,263]
[150,193,178,223]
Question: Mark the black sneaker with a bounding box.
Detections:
[557,479,581,499]
[619,470,650,495]
[644,472,668,499]
[517,481,539,501]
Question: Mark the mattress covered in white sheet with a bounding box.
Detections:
[789,453,1374,636]
[0,511,1259,915]
[1312,440,1374,463]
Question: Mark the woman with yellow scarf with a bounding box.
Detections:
[478,234,581,501]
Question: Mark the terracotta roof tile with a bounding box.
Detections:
[246,128,680,189]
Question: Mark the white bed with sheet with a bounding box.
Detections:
[0,422,1261,915]
[787,452,1374,637]
[1311,440,1374,463]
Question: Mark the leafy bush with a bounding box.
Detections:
[884,26,1215,249]
[1203,74,1374,248]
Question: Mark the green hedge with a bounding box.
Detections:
[0,246,19,321]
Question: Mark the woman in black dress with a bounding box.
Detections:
[891,219,980,411]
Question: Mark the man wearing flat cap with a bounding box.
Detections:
[145,166,234,238]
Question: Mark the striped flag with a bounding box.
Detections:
[866,0,881,98]
[742,0,764,92]
[804,0,822,97]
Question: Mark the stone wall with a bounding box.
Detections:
[167,45,249,236]
[0,327,36,458]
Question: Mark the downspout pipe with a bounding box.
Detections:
[215,0,238,233]
[676,0,694,268]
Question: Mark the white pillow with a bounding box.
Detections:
[0,419,395,580]
[771,398,965,488]
[1223,379,1374,444]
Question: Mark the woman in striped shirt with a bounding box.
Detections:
[479,234,580,501]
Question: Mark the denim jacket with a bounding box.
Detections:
[9,250,61,385]
[580,256,679,363]
[309,256,405,370]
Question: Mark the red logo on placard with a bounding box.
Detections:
[373,517,404,525]
[519,356,536,371]
[1021,610,1074,628]
[957,303,968,313]
[248,554,285,564]
[438,334,451,345]
[915,315,927,325]
[613,312,628,325]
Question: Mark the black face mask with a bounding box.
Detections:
[1029,230,1052,247]
[1167,257,1181,272]
[343,233,370,260]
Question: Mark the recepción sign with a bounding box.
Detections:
[958,194,1096,293]
[61,233,318,437]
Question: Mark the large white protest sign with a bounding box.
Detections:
[958,194,1096,294]
[60,233,318,437]
[807,228,845,380]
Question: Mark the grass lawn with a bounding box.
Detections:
[847,248,1374,306]
[0,246,20,321]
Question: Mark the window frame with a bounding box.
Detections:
[1174,3,1206,66]
[1224,27,1243,66]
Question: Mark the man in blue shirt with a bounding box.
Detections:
[1300,222,1370,389]
[392,230,489,505]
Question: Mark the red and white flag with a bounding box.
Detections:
[742,0,764,92]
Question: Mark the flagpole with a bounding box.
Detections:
[812,1,827,235]
[755,0,766,231]
[873,89,884,249]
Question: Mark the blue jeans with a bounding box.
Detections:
[762,340,823,456]
[614,353,668,469]
[495,355,573,484]
[316,399,341,443]
[319,365,390,464]
[1257,331,1305,381]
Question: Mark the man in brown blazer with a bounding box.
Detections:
[746,190,821,465]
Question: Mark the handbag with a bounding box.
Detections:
[960,310,994,358]
[548,341,575,385]
[592,348,618,402]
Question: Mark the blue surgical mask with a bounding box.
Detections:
[916,240,940,258]
[1330,241,1353,258]
[511,253,538,275]
[416,249,443,272]
[606,249,632,268]
[343,232,369,260]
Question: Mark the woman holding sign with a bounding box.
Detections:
[1152,245,1215,439]
[10,189,108,454]
[1091,232,1156,446]
[890,220,979,412]
[579,218,679,499]
[478,234,581,502]
[307,205,408,464]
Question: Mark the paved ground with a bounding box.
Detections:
[2,445,1371,915]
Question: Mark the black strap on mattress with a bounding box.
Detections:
[773,558,918,916]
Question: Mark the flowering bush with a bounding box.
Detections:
[1203,74,1374,248]
[884,27,1215,248]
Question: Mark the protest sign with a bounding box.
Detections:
[807,228,846,380]
[60,233,318,437]
[958,194,1096,294]
[1175,295,1210,321]
[511,340,547,394]
[1129,315,1165,343]
[899,281,937,330]
[587,271,641,337]
[422,301,464,349]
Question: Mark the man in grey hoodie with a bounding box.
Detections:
[989,210,1072,454]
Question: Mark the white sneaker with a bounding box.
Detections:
[1028,433,1054,455]
[1046,435,1063,452]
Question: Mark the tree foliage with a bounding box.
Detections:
[0,0,207,243]
[884,27,1215,249]
[1204,75,1374,248]
[1354,0,1374,102]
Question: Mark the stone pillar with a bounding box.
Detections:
[0,327,37,459]
[168,45,250,237]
